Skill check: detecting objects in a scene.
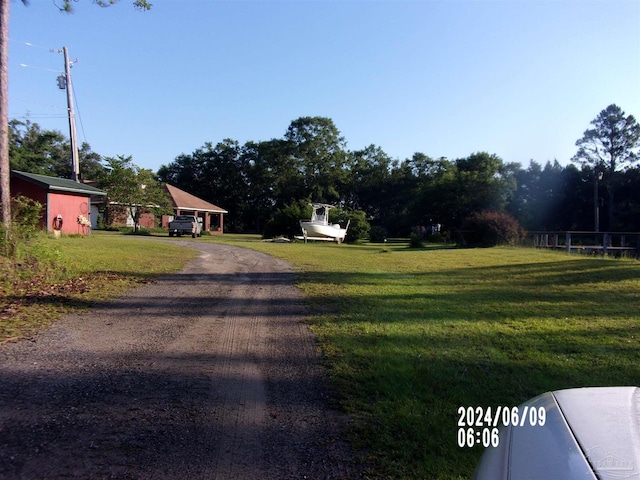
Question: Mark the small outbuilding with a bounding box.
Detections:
[10,170,107,235]
[161,184,228,234]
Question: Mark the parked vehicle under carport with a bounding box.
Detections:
[168,215,203,238]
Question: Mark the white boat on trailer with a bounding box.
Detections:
[297,203,350,243]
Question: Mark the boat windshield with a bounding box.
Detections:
[311,206,328,224]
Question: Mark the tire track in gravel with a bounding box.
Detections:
[0,241,360,479]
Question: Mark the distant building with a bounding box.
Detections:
[11,170,106,235]
[161,184,228,234]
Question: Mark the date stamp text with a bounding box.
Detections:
[457,405,546,448]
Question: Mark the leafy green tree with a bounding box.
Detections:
[615,166,640,230]
[507,160,568,231]
[241,139,302,232]
[284,117,349,204]
[404,153,456,233]
[379,157,417,236]
[159,140,250,232]
[456,152,516,215]
[157,151,207,198]
[98,155,171,232]
[572,104,640,230]
[450,152,517,225]
[9,119,104,179]
[346,145,395,218]
[202,139,250,232]
[9,120,67,174]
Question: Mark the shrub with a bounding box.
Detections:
[409,232,424,248]
[461,211,525,247]
[329,207,370,243]
[0,196,64,288]
[263,200,312,239]
[0,196,44,258]
[369,226,388,243]
[426,232,448,244]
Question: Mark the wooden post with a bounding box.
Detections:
[565,232,571,253]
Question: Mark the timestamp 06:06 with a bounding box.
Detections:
[457,427,500,448]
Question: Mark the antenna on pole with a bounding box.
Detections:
[59,46,80,182]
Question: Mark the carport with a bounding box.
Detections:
[161,184,228,234]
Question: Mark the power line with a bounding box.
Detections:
[72,83,88,144]
[9,113,68,119]
[13,41,91,166]
[10,98,68,110]
[18,63,61,73]
[10,39,55,51]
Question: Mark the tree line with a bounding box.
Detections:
[8,105,640,240]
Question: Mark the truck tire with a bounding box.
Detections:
[192,232,196,238]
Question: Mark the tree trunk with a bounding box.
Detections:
[0,0,10,231]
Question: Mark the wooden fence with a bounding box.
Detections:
[530,231,640,256]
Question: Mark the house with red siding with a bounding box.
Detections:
[11,170,107,235]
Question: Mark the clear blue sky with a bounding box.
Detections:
[8,0,640,173]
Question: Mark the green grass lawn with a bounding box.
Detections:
[206,235,640,479]
[3,232,639,479]
[0,232,197,340]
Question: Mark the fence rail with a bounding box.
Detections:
[530,231,640,256]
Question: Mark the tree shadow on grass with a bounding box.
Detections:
[297,258,640,478]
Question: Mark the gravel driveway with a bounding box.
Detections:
[0,241,360,479]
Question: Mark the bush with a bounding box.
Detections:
[409,232,424,248]
[368,226,388,243]
[0,196,44,258]
[263,200,312,239]
[461,211,525,247]
[426,232,448,243]
[329,207,370,243]
[0,196,63,288]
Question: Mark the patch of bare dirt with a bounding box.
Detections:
[0,241,361,479]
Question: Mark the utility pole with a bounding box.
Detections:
[60,47,80,182]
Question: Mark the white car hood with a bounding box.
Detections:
[472,386,640,480]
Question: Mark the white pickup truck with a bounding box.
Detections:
[168,215,203,238]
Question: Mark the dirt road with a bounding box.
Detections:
[0,242,359,479]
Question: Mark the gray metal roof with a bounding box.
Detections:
[11,170,107,196]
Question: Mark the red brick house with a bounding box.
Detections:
[161,184,228,234]
[11,170,107,235]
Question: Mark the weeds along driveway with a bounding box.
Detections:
[0,241,359,480]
